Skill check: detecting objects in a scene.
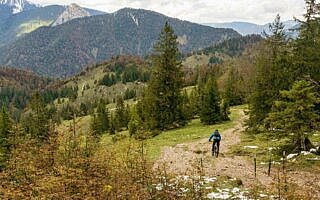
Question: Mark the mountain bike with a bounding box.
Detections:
[211,141,219,158]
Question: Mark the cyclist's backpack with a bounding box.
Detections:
[214,132,221,141]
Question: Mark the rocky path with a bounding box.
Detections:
[154,109,273,187]
[154,109,320,198]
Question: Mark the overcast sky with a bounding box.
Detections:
[31,0,306,24]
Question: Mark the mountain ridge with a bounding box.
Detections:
[0,0,38,14]
[52,3,90,26]
[0,3,105,46]
[204,20,299,36]
[0,8,241,77]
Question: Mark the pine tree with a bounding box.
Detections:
[199,78,221,125]
[140,22,184,130]
[91,100,109,136]
[265,80,320,151]
[22,92,50,141]
[0,106,12,170]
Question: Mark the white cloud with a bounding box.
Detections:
[31,0,306,24]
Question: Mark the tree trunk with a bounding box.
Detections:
[294,136,314,152]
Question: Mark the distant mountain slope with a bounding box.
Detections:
[0,66,52,110]
[0,5,11,22]
[0,66,50,89]
[0,8,241,77]
[0,4,105,46]
[204,20,299,36]
[0,0,38,14]
[202,34,263,57]
[52,4,92,26]
[0,5,65,45]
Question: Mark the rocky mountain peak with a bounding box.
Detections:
[51,3,90,26]
[0,0,37,14]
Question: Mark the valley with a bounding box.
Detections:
[0,0,319,199]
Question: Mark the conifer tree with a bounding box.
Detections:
[114,96,129,130]
[294,0,320,82]
[91,100,109,136]
[141,22,184,130]
[199,78,221,124]
[0,106,12,170]
[265,80,320,151]
[22,92,50,141]
[248,14,290,130]
[224,67,244,106]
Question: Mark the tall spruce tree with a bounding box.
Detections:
[141,22,184,130]
[91,100,109,136]
[265,80,320,151]
[248,14,291,130]
[22,92,50,141]
[200,78,221,125]
[114,96,130,130]
[294,0,320,82]
[0,107,12,170]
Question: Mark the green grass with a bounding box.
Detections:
[229,129,320,172]
[17,20,52,37]
[145,106,244,160]
[97,105,244,161]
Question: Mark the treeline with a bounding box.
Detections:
[247,5,320,152]
[202,34,263,57]
[99,63,150,87]
[90,23,231,139]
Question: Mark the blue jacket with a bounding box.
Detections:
[209,131,221,141]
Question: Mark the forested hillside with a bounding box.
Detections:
[0,3,105,46]
[0,67,51,118]
[0,0,319,199]
[0,8,240,77]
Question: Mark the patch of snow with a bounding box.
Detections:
[207,192,231,199]
[232,187,240,193]
[287,153,298,159]
[310,148,317,153]
[301,151,311,156]
[244,146,259,149]
[205,186,213,190]
[179,187,189,193]
[155,183,163,191]
[260,194,268,197]
[129,12,139,26]
[204,177,217,183]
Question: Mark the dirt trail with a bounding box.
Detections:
[154,109,273,187]
[154,109,320,198]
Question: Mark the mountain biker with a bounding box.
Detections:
[209,129,221,157]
